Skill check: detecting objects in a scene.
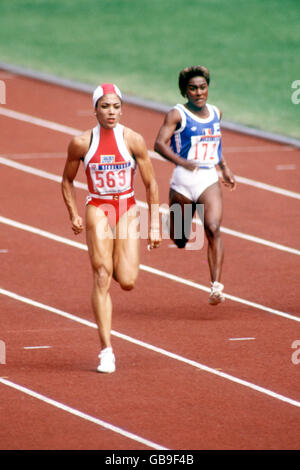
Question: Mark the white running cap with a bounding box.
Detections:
[93,83,122,108]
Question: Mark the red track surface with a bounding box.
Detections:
[0,72,300,450]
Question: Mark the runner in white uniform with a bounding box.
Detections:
[169,102,222,202]
[155,66,236,305]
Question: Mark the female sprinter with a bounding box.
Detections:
[62,83,161,373]
[154,66,236,305]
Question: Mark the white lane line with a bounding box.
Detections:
[228,338,256,341]
[0,377,168,450]
[1,107,300,200]
[0,215,86,250]
[141,264,300,322]
[1,215,299,323]
[1,156,299,256]
[276,164,297,171]
[1,288,300,409]
[220,225,300,256]
[23,346,52,349]
[0,107,81,136]
[139,200,300,256]
[151,150,300,199]
[232,174,300,200]
[0,152,66,160]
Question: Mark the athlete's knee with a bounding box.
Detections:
[205,221,221,240]
[114,269,137,291]
[119,275,136,291]
[94,265,111,290]
[121,279,135,291]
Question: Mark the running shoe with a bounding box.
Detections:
[209,281,225,305]
[97,347,116,373]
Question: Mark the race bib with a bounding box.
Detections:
[90,162,131,194]
[189,136,220,166]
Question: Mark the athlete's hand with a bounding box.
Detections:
[71,215,84,235]
[147,226,161,251]
[221,166,237,191]
[181,160,199,172]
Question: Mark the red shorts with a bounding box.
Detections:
[86,194,137,228]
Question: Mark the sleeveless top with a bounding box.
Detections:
[170,103,222,169]
[83,123,136,198]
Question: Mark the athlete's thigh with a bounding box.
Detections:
[113,204,140,280]
[197,181,223,227]
[85,204,114,272]
[169,188,196,240]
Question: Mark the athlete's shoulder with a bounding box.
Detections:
[123,125,142,142]
[68,130,92,159]
[123,126,147,153]
[71,129,91,147]
[170,104,183,117]
[208,103,222,120]
[163,105,182,126]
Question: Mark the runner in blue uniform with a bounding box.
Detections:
[154,65,236,305]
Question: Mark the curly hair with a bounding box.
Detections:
[178,66,210,97]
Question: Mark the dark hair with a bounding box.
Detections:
[178,65,210,97]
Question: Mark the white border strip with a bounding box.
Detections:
[1,155,299,256]
[1,288,300,409]
[0,377,168,450]
[0,215,299,323]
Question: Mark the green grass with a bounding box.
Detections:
[0,0,299,138]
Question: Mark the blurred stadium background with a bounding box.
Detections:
[0,0,299,139]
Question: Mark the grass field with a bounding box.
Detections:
[0,0,299,139]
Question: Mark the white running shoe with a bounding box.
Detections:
[97,347,116,373]
[209,281,225,305]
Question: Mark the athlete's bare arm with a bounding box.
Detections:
[215,109,236,191]
[154,109,198,171]
[125,127,161,248]
[62,131,91,234]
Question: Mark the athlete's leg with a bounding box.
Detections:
[197,181,224,282]
[169,188,196,248]
[85,204,114,350]
[113,204,140,290]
